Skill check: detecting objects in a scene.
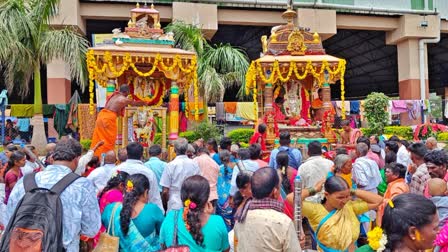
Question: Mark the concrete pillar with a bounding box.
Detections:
[396,39,427,125]
[172,2,218,39]
[51,0,86,34]
[297,8,336,41]
[46,59,71,104]
[386,14,440,125]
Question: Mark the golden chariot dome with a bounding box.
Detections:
[261,6,326,56]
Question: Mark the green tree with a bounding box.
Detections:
[165,21,249,103]
[364,92,390,135]
[0,0,88,150]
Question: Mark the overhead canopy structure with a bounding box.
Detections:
[86,3,200,149]
[245,6,346,145]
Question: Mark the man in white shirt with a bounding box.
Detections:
[75,140,104,175]
[160,138,201,211]
[352,143,382,193]
[87,150,116,194]
[113,142,163,211]
[389,136,411,168]
[298,141,333,202]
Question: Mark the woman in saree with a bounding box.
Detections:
[98,170,129,212]
[102,174,164,251]
[332,154,354,189]
[298,175,383,252]
[160,175,230,251]
[89,170,129,247]
[276,151,297,219]
[216,150,235,231]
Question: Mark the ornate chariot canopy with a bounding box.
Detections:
[86,3,199,118]
[245,6,347,118]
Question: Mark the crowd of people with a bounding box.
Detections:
[0,126,446,252]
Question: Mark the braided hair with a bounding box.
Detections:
[98,171,129,200]
[276,151,291,194]
[180,175,210,246]
[219,150,231,177]
[120,174,149,236]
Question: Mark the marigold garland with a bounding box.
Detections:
[86,50,199,118]
[244,59,346,119]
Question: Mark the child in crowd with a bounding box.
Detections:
[428,178,448,228]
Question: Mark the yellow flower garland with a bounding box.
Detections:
[245,59,347,119]
[86,50,199,118]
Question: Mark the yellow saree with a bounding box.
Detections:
[303,200,369,252]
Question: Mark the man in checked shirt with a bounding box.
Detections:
[408,142,430,195]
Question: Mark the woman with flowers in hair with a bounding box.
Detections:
[98,170,129,212]
[88,170,129,248]
[294,175,383,252]
[358,193,438,252]
[160,175,230,251]
[102,174,164,251]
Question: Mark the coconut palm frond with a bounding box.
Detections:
[200,65,225,103]
[0,1,36,48]
[236,83,253,101]
[27,0,60,28]
[202,44,249,85]
[0,1,36,95]
[165,21,205,56]
[39,28,89,90]
[220,72,241,89]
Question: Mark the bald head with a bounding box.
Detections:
[45,143,56,153]
[117,148,127,162]
[251,167,279,199]
[428,178,447,196]
[104,150,117,164]
[426,137,438,151]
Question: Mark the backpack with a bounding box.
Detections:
[0,172,79,252]
[279,147,300,169]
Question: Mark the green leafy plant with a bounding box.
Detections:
[227,128,254,144]
[437,132,448,141]
[383,126,413,140]
[179,131,197,143]
[360,128,374,137]
[189,121,223,142]
[80,139,92,152]
[364,92,390,135]
[239,142,249,148]
[153,133,165,145]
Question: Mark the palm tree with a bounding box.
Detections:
[166,21,249,103]
[0,0,88,151]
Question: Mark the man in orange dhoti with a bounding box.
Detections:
[90,84,146,157]
[311,88,335,121]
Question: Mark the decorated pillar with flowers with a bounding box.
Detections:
[169,81,179,140]
[264,82,276,145]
